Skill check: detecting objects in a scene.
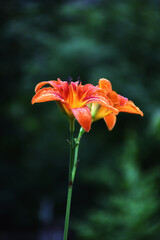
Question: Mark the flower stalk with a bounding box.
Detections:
[63,121,85,240]
[72,127,85,182]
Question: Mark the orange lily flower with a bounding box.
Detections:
[31,78,118,132]
[91,78,143,131]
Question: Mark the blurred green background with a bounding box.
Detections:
[1,0,160,239]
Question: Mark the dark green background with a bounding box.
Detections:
[1,0,160,239]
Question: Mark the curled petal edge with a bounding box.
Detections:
[118,100,144,116]
[31,87,62,104]
[98,78,112,94]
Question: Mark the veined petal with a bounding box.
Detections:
[71,106,92,132]
[104,114,117,131]
[118,100,144,116]
[59,81,70,100]
[32,87,63,104]
[78,84,101,103]
[98,78,112,94]
[83,84,100,94]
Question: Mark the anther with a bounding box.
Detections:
[67,76,72,84]
[77,76,81,85]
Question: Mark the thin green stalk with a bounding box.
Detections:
[72,127,85,182]
[63,119,74,240]
[69,119,75,181]
[63,185,73,240]
[63,124,85,240]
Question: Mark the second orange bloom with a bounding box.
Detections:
[91,78,143,130]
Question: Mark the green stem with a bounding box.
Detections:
[63,119,74,240]
[63,185,73,240]
[72,127,85,182]
[63,124,85,240]
[69,119,75,181]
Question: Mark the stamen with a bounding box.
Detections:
[67,76,72,84]
[77,76,81,85]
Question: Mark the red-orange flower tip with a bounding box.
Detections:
[31,78,117,132]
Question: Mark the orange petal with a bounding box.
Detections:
[71,106,92,132]
[83,84,100,94]
[104,114,117,131]
[118,100,144,116]
[98,78,112,94]
[78,84,101,103]
[118,94,128,106]
[35,81,58,93]
[31,87,62,104]
[108,91,120,106]
[59,81,70,100]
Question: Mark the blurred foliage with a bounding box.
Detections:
[74,133,160,240]
[1,0,160,239]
